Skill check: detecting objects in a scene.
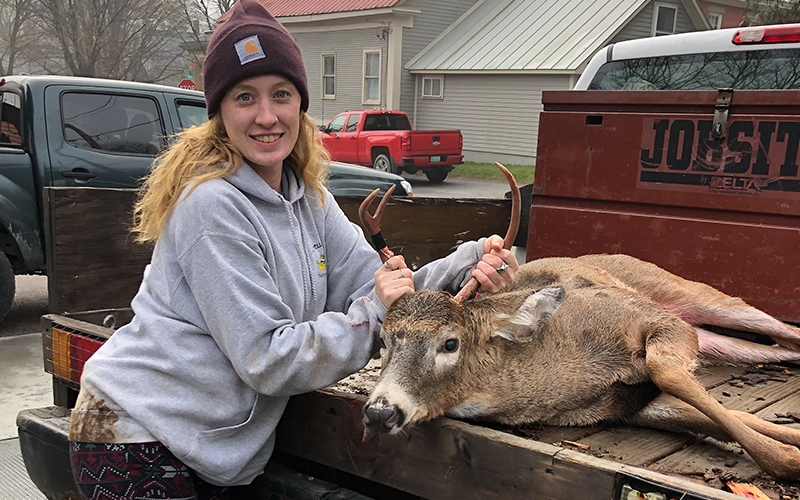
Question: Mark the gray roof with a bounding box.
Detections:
[406,0,703,73]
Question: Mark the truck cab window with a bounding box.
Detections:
[177,102,208,131]
[327,115,346,133]
[363,114,411,131]
[61,93,164,155]
[345,114,359,132]
[589,49,800,90]
[0,92,22,146]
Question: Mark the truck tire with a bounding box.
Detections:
[425,169,449,183]
[0,252,15,323]
[373,154,399,175]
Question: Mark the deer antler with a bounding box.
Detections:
[453,162,521,303]
[358,163,521,302]
[358,184,396,263]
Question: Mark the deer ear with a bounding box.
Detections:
[492,286,565,343]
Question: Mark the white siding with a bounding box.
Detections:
[294,28,388,125]
[415,74,570,164]
[611,0,698,43]
[399,0,478,114]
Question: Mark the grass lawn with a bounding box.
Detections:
[450,162,536,184]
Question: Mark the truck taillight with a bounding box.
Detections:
[401,135,411,151]
[733,25,800,44]
[459,133,463,150]
[46,325,105,387]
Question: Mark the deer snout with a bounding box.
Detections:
[362,396,406,433]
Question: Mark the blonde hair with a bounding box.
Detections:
[132,112,330,242]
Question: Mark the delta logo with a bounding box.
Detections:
[235,35,265,65]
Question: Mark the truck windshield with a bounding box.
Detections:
[362,113,411,131]
[589,48,800,90]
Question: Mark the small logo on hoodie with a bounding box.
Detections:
[317,256,326,270]
[235,35,265,65]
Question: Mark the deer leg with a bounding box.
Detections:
[643,319,800,479]
[695,327,800,365]
[660,283,800,351]
[627,393,800,448]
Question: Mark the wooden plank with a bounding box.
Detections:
[695,366,745,389]
[755,389,800,430]
[652,438,761,481]
[43,187,512,313]
[575,426,695,467]
[707,368,800,413]
[44,187,151,314]
[650,366,800,482]
[275,390,743,500]
[519,424,608,446]
[276,390,620,500]
[327,361,797,493]
[336,196,512,271]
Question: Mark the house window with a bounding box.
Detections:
[422,76,443,98]
[322,54,335,99]
[707,8,724,30]
[653,4,677,36]
[363,50,381,104]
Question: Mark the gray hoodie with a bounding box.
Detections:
[70,162,484,485]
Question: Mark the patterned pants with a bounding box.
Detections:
[69,441,230,500]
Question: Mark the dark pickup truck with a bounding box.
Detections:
[0,75,411,323]
[0,75,206,323]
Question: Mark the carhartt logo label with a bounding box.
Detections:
[235,35,265,65]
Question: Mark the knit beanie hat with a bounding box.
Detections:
[202,0,309,117]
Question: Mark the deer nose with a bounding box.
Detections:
[362,397,406,431]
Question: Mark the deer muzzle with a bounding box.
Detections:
[362,396,406,435]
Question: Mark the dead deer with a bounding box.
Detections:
[357,163,800,480]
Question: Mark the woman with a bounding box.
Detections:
[68,1,518,499]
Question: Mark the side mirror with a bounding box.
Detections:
[318,125,328,133]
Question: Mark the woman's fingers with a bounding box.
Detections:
[375,255,413,309]
[473,241,519,293]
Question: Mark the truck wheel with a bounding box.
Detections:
[373,154,398,175]
[0,253,15,323]
[425,169,449,183]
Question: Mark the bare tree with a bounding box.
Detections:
[172,0,233,87]
[36,0,190,82]
[743,0,800,26]
[177,0,232,34]
[0,0,35,74]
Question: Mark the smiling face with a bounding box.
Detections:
[219,74,301,188]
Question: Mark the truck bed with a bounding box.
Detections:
[25,186,800,500]
[291,361,800,499]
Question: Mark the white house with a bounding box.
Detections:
[220,0,710,164]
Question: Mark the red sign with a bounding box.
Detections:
[178,79,197,90]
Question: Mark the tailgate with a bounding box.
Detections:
[408,131,461,155]
[530,89,800,322]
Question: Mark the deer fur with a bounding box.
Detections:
[363,254,800,480]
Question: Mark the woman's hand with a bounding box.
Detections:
[375,255,415,309]
[472,235,519,293]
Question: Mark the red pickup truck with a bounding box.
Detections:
[320,110,463,183]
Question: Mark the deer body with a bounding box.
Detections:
[364,254,800,480]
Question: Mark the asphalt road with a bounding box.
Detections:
[0,176,509,337]
[402,172,510,198]
[0,276,48,338]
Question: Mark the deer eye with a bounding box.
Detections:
[443,339,459,352]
